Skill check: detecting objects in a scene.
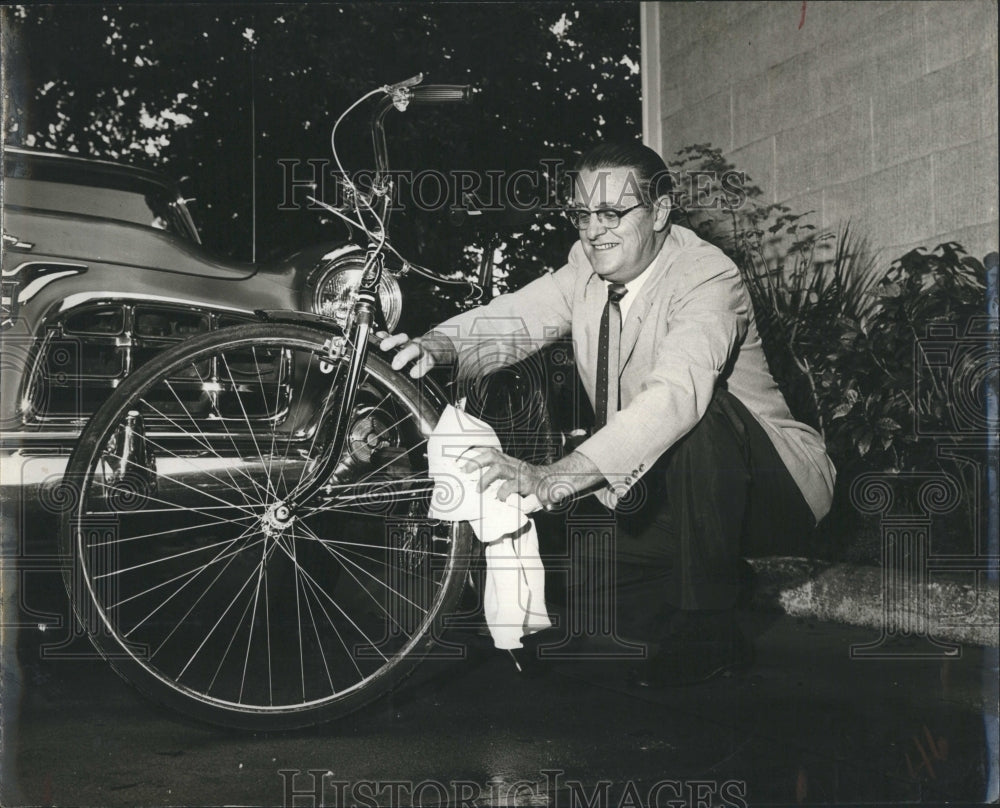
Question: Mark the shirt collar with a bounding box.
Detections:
[603,260,654,300]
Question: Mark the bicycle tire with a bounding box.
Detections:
[61,322,474,730]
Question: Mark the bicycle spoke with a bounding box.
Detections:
[237,537,271,703]
[316,468,428,492]
[264,556,273,705]
[91,457,261,521]
[275,346,320,493]
[143,388,271,506]
[296,521,428,619]
[269,535,390,662]
[131,432,268,517]
[291,537,306,701]
[218,352,276,500]
[87,514,256,548]
[254,345,291,502]
[292,556,363,680]
[125,524,261,639]
[82,503,264,517]
[297,532,449,558]
[178,538,282,679]
[295,530,338,695]
[323,481,434,507]
[208,577,259,697]
[304,539,445,595]
[109,535,262,612]
[93,533,258,581]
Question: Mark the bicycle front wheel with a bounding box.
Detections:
[61,322,473,729]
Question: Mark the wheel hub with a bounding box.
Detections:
[261,502,295,538]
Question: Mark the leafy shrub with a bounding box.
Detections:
[821,242,987,476]
[667,144,994,558]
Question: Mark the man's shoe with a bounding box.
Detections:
[629,613,753,688]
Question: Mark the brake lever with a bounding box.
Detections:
[385,73,424,111]
[385,73,424,93]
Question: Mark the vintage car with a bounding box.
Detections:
[0,146,371,515]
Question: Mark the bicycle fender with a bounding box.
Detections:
[254,309,344,333]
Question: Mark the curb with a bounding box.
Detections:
[748,556,999,648]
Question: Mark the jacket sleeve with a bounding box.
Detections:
[432,252,579,381]
[574,252,749,493]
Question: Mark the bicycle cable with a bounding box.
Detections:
[326,83,484,300]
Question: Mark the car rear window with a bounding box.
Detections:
[3,153,199,242]
[5,176,184,232]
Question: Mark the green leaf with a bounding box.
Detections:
[832,402,854,419]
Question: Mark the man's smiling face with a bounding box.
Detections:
[571,166,671,284]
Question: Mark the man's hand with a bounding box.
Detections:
[460,448,546,504]
[377,330,457,378]
[460,448,607,509]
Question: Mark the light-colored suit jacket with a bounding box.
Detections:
[435,224,836,523]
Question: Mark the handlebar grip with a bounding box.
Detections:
[407,85,472,105]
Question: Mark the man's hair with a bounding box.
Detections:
[572,141,674,205]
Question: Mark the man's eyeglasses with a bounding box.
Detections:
[563,203,646,230]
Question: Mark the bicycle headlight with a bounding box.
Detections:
[311,256,403,332]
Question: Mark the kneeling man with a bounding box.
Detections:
[381,142,835,686]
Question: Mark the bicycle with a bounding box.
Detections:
[60,75,558,730]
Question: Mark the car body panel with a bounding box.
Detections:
[4,206,258,280]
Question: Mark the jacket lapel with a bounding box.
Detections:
[619,293,655,371]
[618,241,674,372]
[577,272,608,399]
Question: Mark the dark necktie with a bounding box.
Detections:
[595,283,628,430]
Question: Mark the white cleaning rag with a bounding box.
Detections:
[427,404,551,649]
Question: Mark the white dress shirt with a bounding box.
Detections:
[606,261,654,322]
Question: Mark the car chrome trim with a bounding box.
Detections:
[1,430,83,441]
[1,451,280,488]
[56,291,254,316]
[20,298,293,427]
[2,231,34,251]
[19,271,82,303]
[13,263,89,303]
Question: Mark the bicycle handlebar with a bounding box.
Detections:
[406,85,472,105]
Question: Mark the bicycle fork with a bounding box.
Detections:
[269,248,385,525]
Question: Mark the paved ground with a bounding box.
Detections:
[2,583,996,807]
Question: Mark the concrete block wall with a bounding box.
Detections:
[643,0,999,261]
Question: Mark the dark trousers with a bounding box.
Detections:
[612,388,814,633]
